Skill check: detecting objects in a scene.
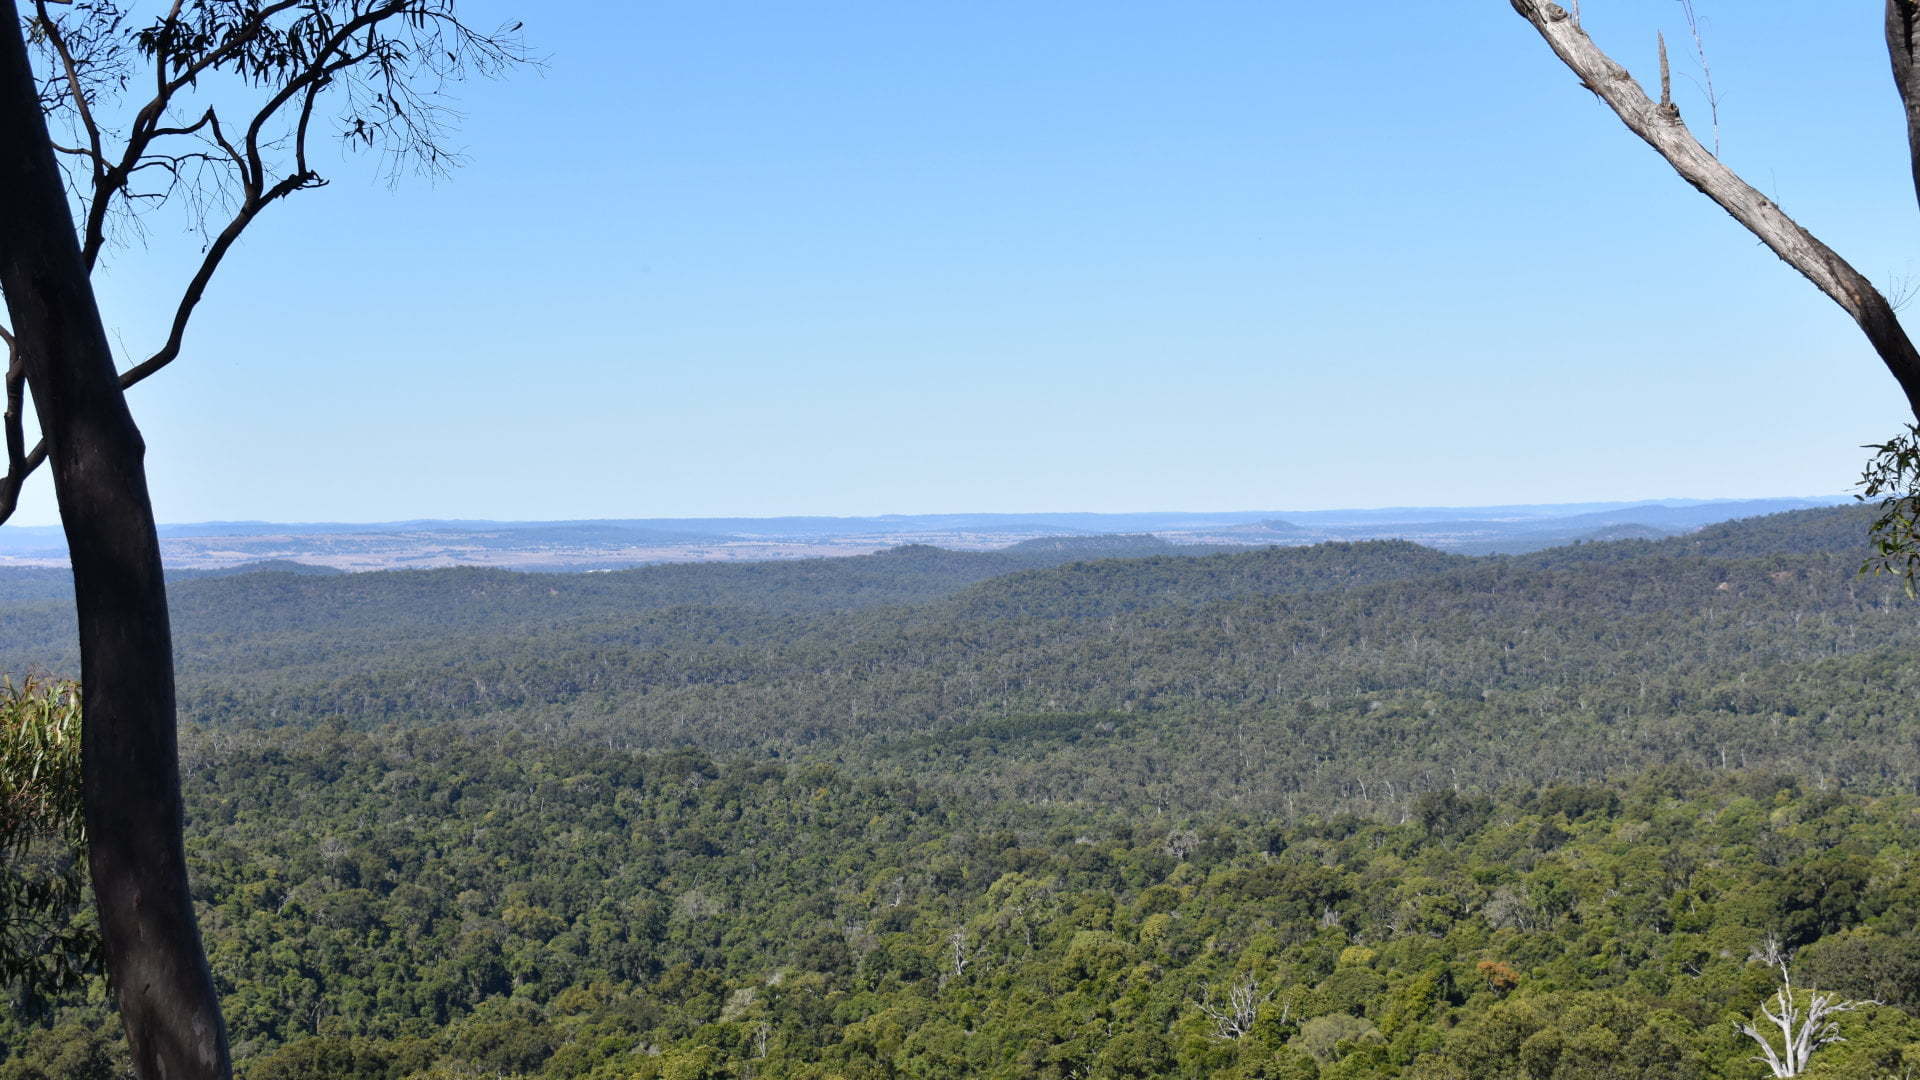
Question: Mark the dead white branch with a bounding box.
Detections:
[1676,0,1720,155]
[1734,960,1876,1077]
[1509,0,1920,419]
[1196,973,1278,1041]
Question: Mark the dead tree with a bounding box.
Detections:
[1508,1,1920,575]
[1196,972,1279,1041]
[0,4,528,1077]
[937,926,980,991]
[1735,958,1875,1077]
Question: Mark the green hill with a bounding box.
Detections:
[52,503,1898,815]
[946,540,1467,619]
[12,503,1920,1078]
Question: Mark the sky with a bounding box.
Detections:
[10,1,1919,524]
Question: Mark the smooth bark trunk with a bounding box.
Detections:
[0,4,232,1077]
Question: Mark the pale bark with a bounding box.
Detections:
[1197,973,1277,1041]
[1510,0,1920,421]
[1734,961,1871,1077]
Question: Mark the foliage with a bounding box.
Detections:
[1858,424,1920,594]
[4,721,1920,1077]
[0,678,80,849]
[0,678,94,1010]
[24,0,532,246]
[4,509,1920,1074]
[6,505,1901,815]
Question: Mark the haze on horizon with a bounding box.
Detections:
[0,493,1855,575]
[0,491,1856,534]
[10,1,1910,526]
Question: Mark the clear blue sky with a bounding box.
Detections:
[15,1,1918,524]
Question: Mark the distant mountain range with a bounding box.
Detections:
[0,494,1854,571]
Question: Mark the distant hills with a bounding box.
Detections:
[0,494,1854,571]
[7,498,1915,1080]
[9,501,1914,1078]
[0,502,1905,808]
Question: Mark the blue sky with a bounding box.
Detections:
[15,1,1919,524]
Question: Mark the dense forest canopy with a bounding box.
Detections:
[7,505,1920,1077]
[9,505,1914,808]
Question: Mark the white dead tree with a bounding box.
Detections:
[1196,972,1279,1041]
[936,925,982,992]
[946,927,973,979]
[1735,959,1876,1078]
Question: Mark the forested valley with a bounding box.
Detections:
[8,506,1920,1078]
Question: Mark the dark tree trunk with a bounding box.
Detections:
[1888,0,1920,214]
[0,5,232,1079]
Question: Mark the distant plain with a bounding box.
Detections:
[0,494,1850,571]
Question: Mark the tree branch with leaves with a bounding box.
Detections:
[0,678,91,1012]
[0,4,530,1078]
[0,0,532,523]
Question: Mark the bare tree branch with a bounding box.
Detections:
[1676,0,1720,156]
[122,179,301,388]
[1657,31,1670,107]
[1196,973,1278,1041]
[30,0,103,186]
[1511,0,1920,421]
[1735,958,1876,1077]
[0,325,24,523]
[0,1,537,526]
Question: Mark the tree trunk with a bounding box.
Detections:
[1887,0,1920,213]
[1511,0,1920,422]
[0,5,232,1079]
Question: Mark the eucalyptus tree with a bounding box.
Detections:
[0,678,87,1007]
[0,3,529,1076]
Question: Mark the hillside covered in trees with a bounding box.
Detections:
[7,505,1920,1077]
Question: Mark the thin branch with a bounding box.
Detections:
[293,65,325,179]
[150,0,176,112]
[120,175,307,389]
[31,0,104,185]
[80,0,309,267]
[202,109,245,175]
[144,111,218,141]
[1676,0,1720,156]
[0,1,536,526]
[1511,0,1920,421]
